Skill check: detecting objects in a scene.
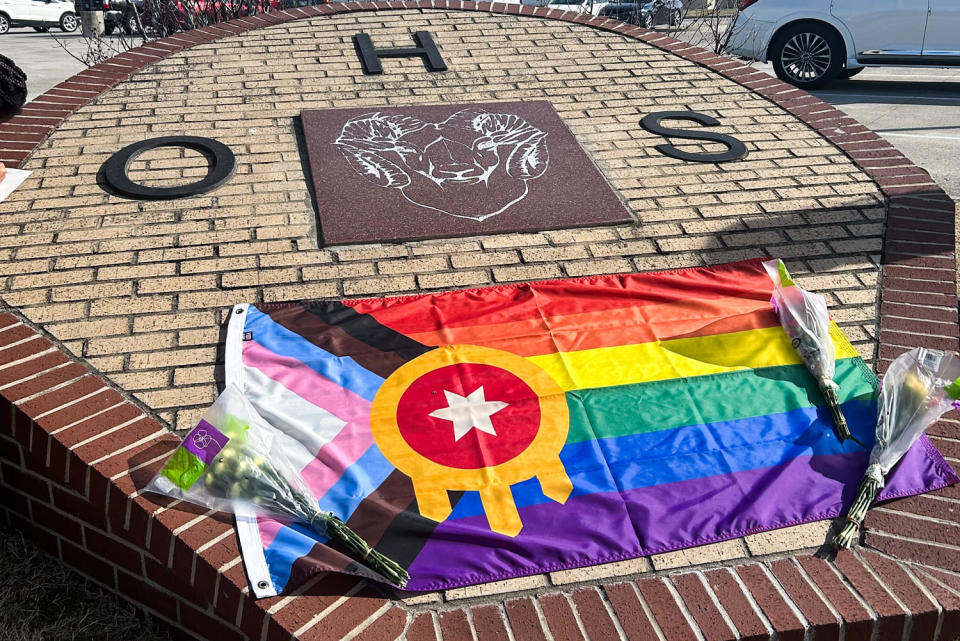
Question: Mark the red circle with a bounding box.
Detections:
[395,363,542,469]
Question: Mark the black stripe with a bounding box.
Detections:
[264,304,412,378]
[301,301,433,361]
[373,489,464,570]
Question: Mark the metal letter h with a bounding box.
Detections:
[354,31,447,75]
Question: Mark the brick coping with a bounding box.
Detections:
[0,3,958,640]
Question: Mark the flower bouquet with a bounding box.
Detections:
[763,259,861,445]
[834,347,960,548]
[147,385,409,588]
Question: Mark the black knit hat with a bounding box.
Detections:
[0,54,27,115]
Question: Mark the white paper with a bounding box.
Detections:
[0,168,31,203]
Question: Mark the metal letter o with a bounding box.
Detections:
[102,136,236,200]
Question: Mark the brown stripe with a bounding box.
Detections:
[345,470,463,570]
[284,548,365,594]
[344,470,417,547]
[264,303,410,378]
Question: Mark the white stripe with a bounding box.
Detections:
[877,131,960,141]
[814,91,960,102]
[224,303,276,600]
[236,506,277,599]
[225,304,248,390]
[241,364,348,457]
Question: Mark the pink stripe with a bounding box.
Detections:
[242,339,376,545]
[301,419,373,498]
[258,517,285,549]
[258,420,374,548]
[242,340,371,423]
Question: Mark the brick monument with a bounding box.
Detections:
[0,3,956,639]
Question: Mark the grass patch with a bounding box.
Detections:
[0,524,173,641]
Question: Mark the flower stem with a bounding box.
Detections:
[820,383,864,447]
[310,512,410,588]
[833,475,883,549]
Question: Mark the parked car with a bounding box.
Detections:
[105,0,143,35]
[70,0,123,34]
[726,0,960,89]
[598,0,682,26]
[598,0,644,25]
[645,0,682,26]
[0,0,78,33]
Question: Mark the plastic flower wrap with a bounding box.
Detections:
[763,259,860,445]
[146,385,409,588]
[834,347,960,548]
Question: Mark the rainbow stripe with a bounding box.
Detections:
[228,259,957,593]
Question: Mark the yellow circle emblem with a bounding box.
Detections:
[370,344,571,537]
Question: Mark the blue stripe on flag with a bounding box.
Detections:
[317,444,395,517]
[262,444,395,589]
[446,398,876,520]
[265,523,322,593]
[245,306,384,401]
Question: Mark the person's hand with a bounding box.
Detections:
[0,162,6,182]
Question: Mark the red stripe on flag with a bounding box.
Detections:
[345,259,772,337]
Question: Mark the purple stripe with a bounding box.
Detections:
[404,439,957,591]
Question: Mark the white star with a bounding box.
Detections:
[428,386,509,442]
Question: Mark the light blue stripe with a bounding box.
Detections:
[317,444,395,517]
[265,523,322,593]
[245,306,384,402]
[262,444,396,590]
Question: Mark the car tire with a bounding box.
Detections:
[840,67,864,79]
[0,14,9,34]
[770,22,843,90]
[59,12,78,32]
[34,26,50,32]
[103,22,115,35]
[122,12,138,34]
[670,8,681,27]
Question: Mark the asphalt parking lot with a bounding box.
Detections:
[3,28,960,200]
[756,62,960,200]
[0,29,130,100]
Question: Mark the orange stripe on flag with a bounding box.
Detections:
[395,296,778,357]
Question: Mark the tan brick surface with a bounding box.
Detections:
[744,521,833,556]
[0,9,886,599]
[650,539,750,571]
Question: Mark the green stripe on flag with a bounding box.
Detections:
[565,357,876,443]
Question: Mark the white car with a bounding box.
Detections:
[0,0,78,33]
[726,0,960,89]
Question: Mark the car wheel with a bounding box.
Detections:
[123,12,138,34]
[59,12,78,32]
[770,23,843,89]
[103,22,115,35]
[670,8,681,27]
[840,67,864,79]
[0,14,9,34]
[34,26,50,32]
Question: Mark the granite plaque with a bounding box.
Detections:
[301,101,633,245]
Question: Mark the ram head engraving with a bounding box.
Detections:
[334,109,550,221]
